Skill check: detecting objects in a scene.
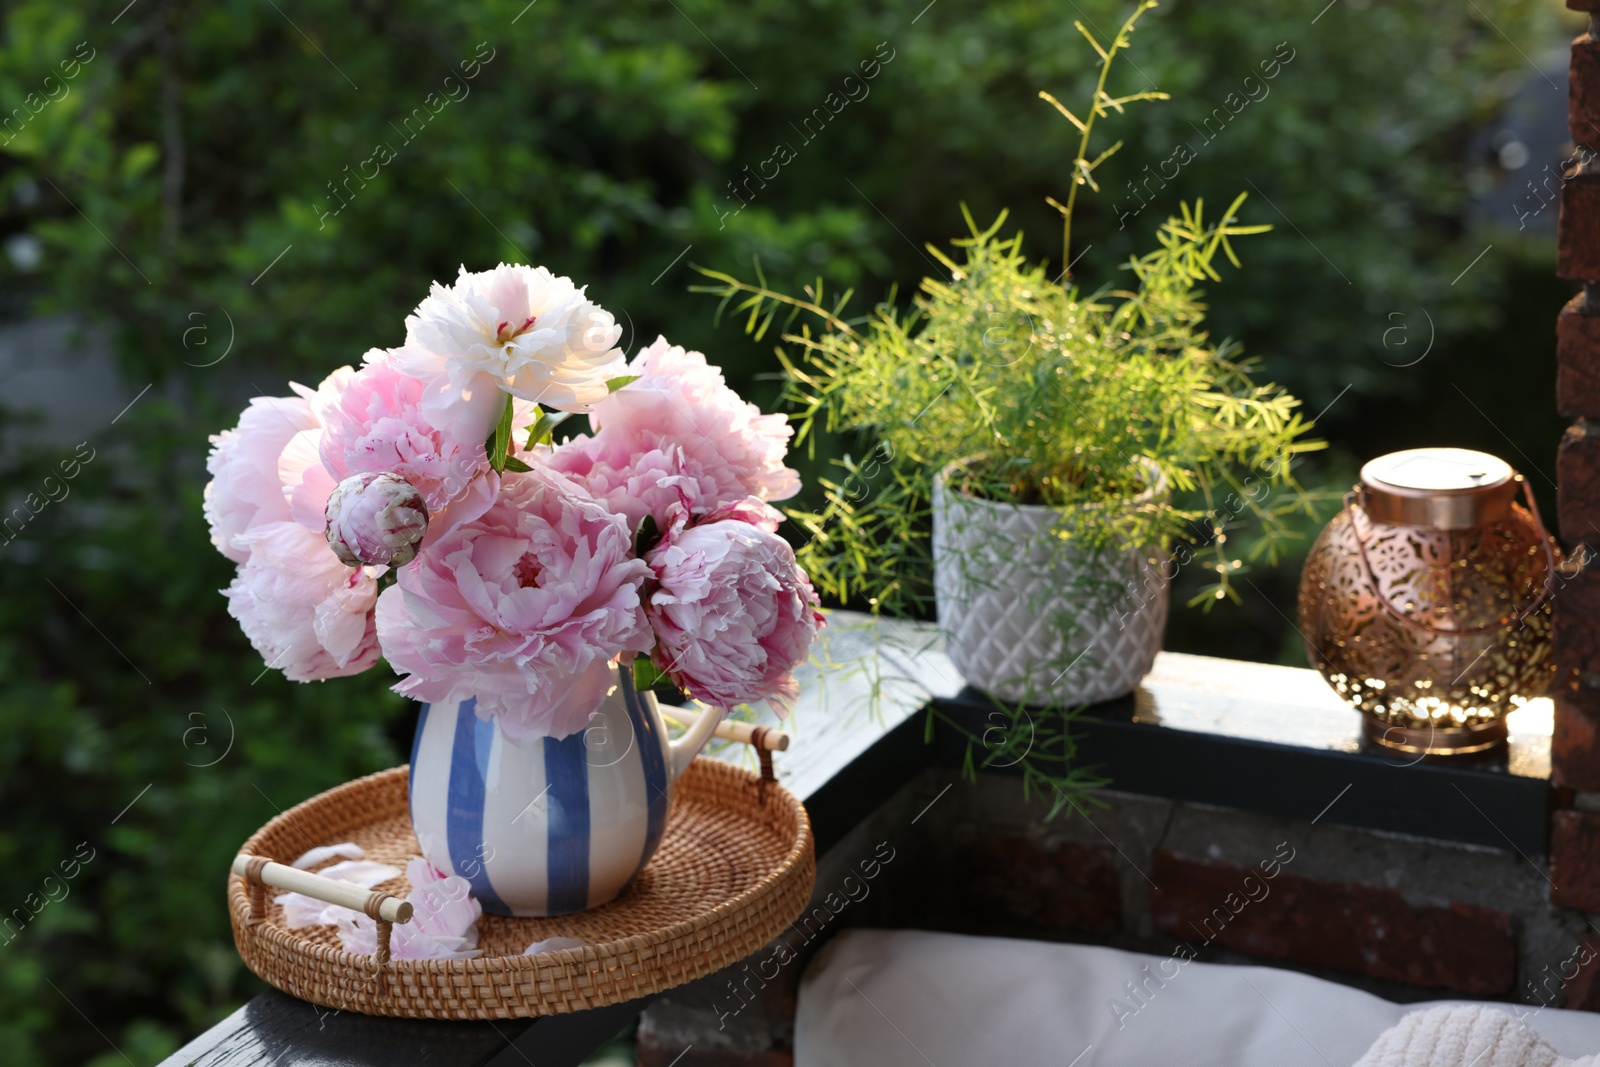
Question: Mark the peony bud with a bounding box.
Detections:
[325,472,429,567]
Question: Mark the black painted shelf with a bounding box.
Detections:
[931,650,1553,855]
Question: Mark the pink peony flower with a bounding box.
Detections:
[224,521,382,682]
[273,366,358,536]
[204,392,320,563]
[545,443,698,535]
[318,351,489,514]
[699,496,786,533]
[643,502,824,713]
[391,263,626,446]
[207,369,389,684]
[376,464,652,742]
[549,336,800,532]
[337,858,482,961]
[325,472,429,567]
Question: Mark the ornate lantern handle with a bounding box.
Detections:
[1344,475,1558,638]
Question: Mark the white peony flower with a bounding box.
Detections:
[392,263,626,445]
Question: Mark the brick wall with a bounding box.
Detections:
[638,771,1600,1064]
[915,778,1569,1004]
[1552,1,1600,959]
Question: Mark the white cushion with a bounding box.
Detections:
[795,929,1600,1067]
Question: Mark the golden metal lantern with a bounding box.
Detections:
[1298,448,1559,755]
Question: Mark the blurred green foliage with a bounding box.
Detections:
[0,0,1575,1061]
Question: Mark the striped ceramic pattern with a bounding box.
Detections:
[409,674,673,917]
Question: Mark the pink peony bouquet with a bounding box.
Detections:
[205,263,824,741]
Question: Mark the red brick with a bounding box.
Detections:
[955,836,1123,935]
[1562,933,1600,1010]
[1150,851,1516,996]
[1561,172,1600,281]
[1555,687,1600,790]
[1554,554,1600,690]
[1551,810,1600,912]
[1560,295,1600,419]
[635,941,803,1065]
[1574,38,1600,147]
[1559,422,1600,545]
[651,965,796,1029]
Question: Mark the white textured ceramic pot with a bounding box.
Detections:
[408,661,721,917]
[931,461,1170,705]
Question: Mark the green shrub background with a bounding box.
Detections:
[0,0,1575,1061]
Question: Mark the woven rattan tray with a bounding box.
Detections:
[229,757,814,1019]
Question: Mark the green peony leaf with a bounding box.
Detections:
[632,655,664,691]
[488,392,515,473]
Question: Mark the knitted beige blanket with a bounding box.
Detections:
[1356,1006,1600,1067]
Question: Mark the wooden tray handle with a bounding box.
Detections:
[232,854,413,925]
[660,705,791,752]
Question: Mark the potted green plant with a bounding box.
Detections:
[697,1,1325,805]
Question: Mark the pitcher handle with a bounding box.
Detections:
[624,659,727,779]
[666,701,724,780]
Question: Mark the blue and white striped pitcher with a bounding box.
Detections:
[407,662,722,917]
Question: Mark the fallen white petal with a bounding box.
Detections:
[290,842,367,869]
[275,859,401,928]
[334,855,484,960]
[313,860,403,887]
[277,896,358,930]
